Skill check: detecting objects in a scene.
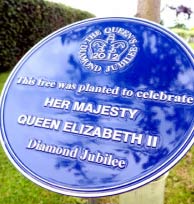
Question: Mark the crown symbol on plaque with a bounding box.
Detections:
[89,33,129,62]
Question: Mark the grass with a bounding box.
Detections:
[0,71,10,91]
[0,36,194,204]
[165,148,194,204]
[0,147,85,204]
[0,72,86,204]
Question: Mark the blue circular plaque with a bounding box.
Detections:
[0,17,193,197]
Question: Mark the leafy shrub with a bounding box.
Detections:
[171,27,194,48]
[0,0,94,72]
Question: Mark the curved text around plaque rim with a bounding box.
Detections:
[78,26,138,73]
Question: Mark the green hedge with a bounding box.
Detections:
[0,0,94,73]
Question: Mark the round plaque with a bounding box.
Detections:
[0,17,193,197]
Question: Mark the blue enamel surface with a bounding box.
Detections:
[0,18,193,197]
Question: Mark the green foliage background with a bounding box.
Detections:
[0,0,94,73]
